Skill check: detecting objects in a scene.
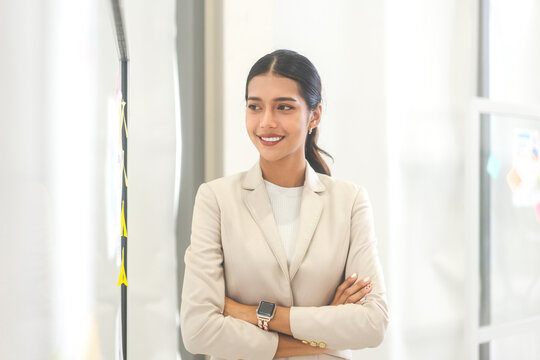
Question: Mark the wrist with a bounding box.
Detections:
[246,304,258,324]
[256,301,277,331]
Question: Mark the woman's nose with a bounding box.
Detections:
[260,109,277,128]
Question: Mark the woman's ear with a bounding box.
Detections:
[310,103,322,128]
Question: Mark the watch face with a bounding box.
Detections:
[258,301,276,318]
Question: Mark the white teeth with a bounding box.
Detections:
[261,136,283,142]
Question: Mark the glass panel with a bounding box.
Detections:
[489,0,540,103]
[484,114,540,326]
[490,331,540,360]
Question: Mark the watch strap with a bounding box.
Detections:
[257,317,270,331]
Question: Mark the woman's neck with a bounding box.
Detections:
[260,156,306,188]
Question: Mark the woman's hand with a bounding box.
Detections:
[330,273,372,305]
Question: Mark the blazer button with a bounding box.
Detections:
[318,342,327,349]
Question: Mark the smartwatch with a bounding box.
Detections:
[256,301,276,331]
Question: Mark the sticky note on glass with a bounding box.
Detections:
[506,168,522,191]
[121,200,128,237]
[117,248,128,287]
[486,154,501,179]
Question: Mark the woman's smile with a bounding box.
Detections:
[258,134,285,146]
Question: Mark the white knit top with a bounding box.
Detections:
[263,179,303,267]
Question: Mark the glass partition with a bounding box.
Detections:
[469,101,540,360]
[484,114,540,328]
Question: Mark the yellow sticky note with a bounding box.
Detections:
[121,100,128,138]
[122,150,128,187]
[123,165,129,187]
[117,248,128,287]
[506,168,522,191]
[118,100,125,146]
[121,200,128,237]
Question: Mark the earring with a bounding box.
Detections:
[309,127,313,135]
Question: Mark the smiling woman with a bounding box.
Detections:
[246,73,317,182]
[180,49,389,360]
[245,50,333,185]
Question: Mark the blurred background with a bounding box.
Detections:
[1,0,539,359]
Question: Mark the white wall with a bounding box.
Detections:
[124,0,180,358]
[386,0,476,358]
[0,1,53,357]
[489,0,540,103]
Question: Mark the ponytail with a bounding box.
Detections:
[305,127,333,176]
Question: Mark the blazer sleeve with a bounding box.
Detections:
[289,186,389,350]
[180,183,279,359]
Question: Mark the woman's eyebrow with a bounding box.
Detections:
[274,97,298,102]
[246,96,298,102]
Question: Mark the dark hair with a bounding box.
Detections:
[244,49,333,176]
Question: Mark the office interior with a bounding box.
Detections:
[1,0,539,359]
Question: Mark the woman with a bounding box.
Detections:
[180,49,389,359]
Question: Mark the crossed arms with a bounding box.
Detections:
[222,272,374,358]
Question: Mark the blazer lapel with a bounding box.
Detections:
[242,162,290,280]
[241,160,326,282]
[289,162,325,280]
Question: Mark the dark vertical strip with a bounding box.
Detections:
[176,0,206,359]
[479,113,491,334]
[110,1,129,358]
[478,0,491,359]
[111,0,128,62]
[120,59,128,360]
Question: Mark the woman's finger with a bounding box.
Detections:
[336,273,357,295]
[337,275,371,304]
[346,282,373,304]
[331,273,358,305]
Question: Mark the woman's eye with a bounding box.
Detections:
[247,104,260,110]
[278,105,293,110]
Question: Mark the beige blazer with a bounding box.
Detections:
[180,160,389,360]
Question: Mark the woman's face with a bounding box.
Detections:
[245,73,320,164]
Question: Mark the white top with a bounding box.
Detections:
[263,179,303,267]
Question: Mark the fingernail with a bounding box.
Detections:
[362,276,370,282]
[351,273,357,279]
